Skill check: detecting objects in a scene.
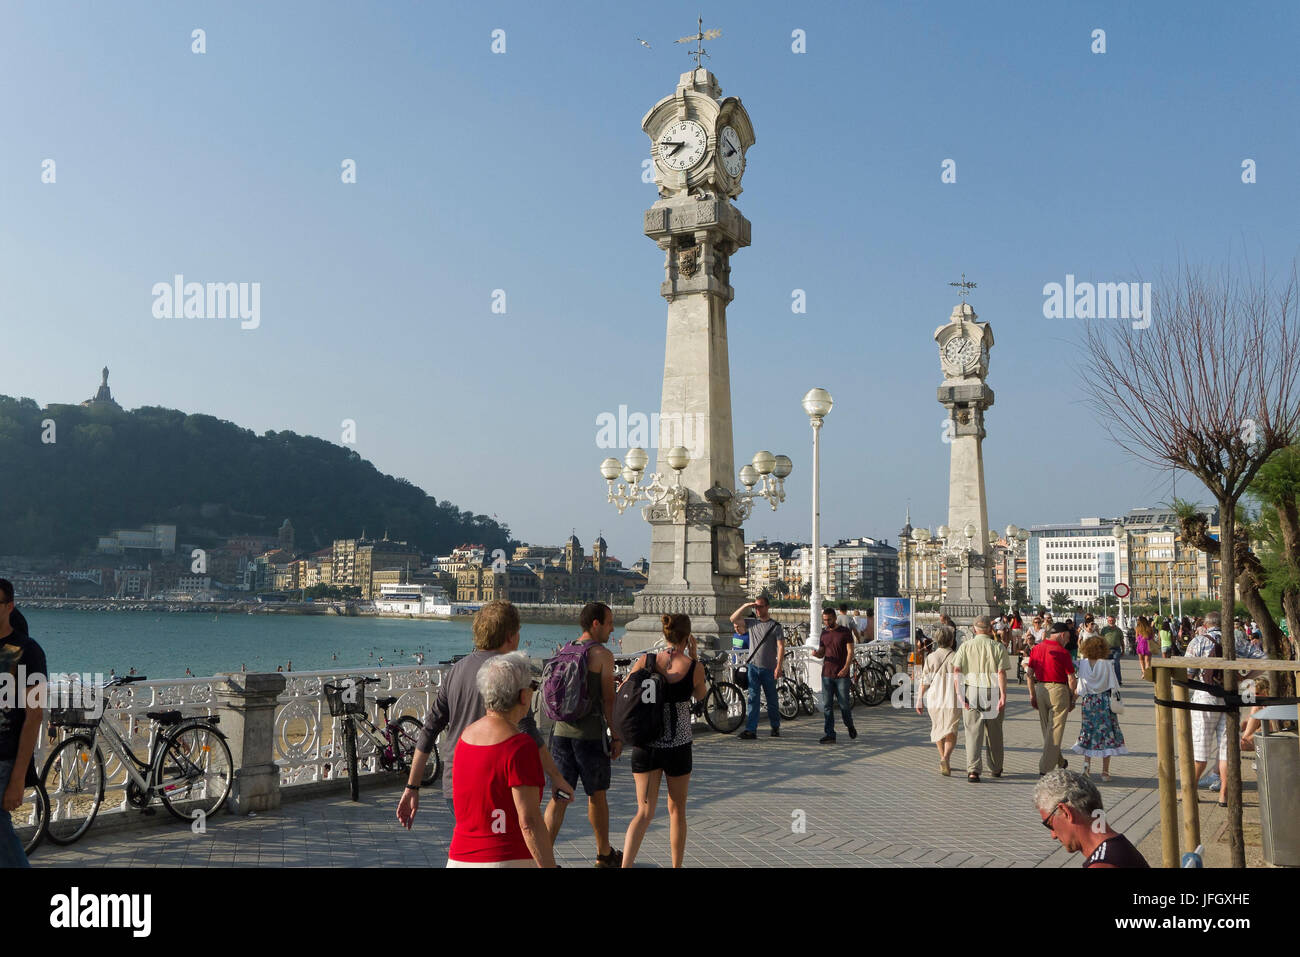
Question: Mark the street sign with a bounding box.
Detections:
[1113,582,1130,598]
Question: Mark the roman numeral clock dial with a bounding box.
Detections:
[657,119,707,171]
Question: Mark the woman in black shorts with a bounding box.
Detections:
[621,613,707,868]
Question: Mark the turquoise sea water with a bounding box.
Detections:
[21,609,602,680]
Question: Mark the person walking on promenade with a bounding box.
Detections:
[1035,769,1149,868]
[0,580,45,868]
[916,623,959,775]
[447,652,555,868]
[813,608,856,744]
[398,601,574,830]
[542,602,623,868]
[1187,612,1230,805]
[1134,617,1155,679]
[1099,614,1125,686]
[621,614,707,868]
[1068,636,1127,781]
[1028,622,1077,777]
[730,596,784,740]
[951,615,1008,782]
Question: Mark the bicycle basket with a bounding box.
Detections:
[49,706,101,728]
[323,681,366,716]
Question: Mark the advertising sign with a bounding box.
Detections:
[874,597,913,642]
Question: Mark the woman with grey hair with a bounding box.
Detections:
[446,651,555,867]
[916,624,959,775]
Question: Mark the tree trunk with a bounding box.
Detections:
[1219,502,1246,869]
[1236,536,1295,697]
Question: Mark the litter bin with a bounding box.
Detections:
[1257,724,1300,867]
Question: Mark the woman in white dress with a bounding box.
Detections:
[1068,635,1128,781]
[916,624,959,775]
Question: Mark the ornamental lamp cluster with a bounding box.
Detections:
[599,446,792,524]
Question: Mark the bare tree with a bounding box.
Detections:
[1082,256,1300,868]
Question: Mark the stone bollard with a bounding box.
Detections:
[218,672,287,814]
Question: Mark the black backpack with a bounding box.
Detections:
[613,653,667,747]
[1197,633,1225,689]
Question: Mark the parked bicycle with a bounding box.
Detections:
[851,646,892,707]
[693,652,746,734]
[41,674,233,845]
[16,766,48,856]
[777,647,817,719]
[323,676,440,802]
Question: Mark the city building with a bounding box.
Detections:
[97,524,177,555]
[825,537,899,602]
[1028,506,1223,609]
[897,510,945,604]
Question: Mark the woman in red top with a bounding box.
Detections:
[448,651,555,868]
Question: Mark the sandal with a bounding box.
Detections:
[1101,773,1111,783]
[939,760,951,776]
[968,772,980,783]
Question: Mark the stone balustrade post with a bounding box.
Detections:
[217,672,286,814]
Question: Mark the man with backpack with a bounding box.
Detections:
[1187,612,1228,801]
[541,602,623,867]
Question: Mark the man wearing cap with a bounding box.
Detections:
[1028,622,1078,776]
[1099,614,1125,686]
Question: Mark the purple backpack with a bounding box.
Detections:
[542,639,596,723]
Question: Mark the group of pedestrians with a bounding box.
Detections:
[399,600,709,868]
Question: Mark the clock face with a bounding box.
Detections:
[942,337,977,368]
[657,119,708,172]
[719,125,744,178]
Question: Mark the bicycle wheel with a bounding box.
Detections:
[41,734,104,846]
[703,682,745,734]
[344,720,360,801]
[777,679,799,720]
[154,723,234,822]
[394,716,440,786]
[860,667,889,706]
[19,780,49,856]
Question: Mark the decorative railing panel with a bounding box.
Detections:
[273,666,444,789]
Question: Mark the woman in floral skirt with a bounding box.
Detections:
[1069,635,1128,781]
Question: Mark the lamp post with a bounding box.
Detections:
[1111,522,1127,625]
[803,388,832,643]
[1003,525,1029,612]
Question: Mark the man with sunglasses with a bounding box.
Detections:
[0,578,45,868]
[731,596,785,740]
[1035,768,1148,868]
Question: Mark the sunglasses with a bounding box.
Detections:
[1042,804,1064,829]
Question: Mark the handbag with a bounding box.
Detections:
[1109,689,1125,714]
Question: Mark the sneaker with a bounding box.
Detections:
[739,730,757,740]
[819,735,836,744]
[595,848,623,868]
[770,728,781,738]
[848,725,858,740]
[1199,773,1221,790]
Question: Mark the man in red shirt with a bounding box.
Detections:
[1027,623,1078,777]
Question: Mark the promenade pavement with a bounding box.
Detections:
[32,665,1169,868]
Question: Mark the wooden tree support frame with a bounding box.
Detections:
[1150,656,1300,867]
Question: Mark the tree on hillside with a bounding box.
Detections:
[1082,256,1300,868]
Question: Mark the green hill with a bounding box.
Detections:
[0,395,514,558]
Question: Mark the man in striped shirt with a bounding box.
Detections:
[1035,769,1149,868]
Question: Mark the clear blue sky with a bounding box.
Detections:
[2,1,1296,564]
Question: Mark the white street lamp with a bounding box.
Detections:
[1111,523,1127,625]
[803,388,832,643]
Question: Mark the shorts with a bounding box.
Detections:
[630,743,692,777]
[1191,690,1227,762]
[549,734,611,795]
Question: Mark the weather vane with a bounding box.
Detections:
[949,273,977,301]
[676,15,721,67]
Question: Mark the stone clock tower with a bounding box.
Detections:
[620,65,757,653]
[934,295,1000,627]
